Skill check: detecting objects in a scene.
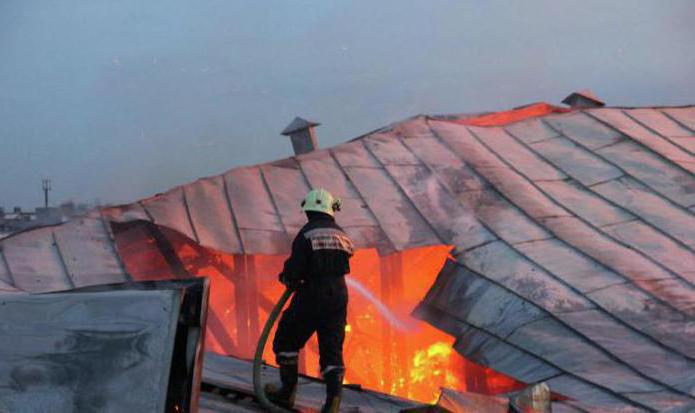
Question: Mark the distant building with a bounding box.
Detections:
[0,202,90,238]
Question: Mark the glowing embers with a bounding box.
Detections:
[111,221,524,403]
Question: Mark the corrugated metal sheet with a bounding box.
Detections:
[1,104,694,411]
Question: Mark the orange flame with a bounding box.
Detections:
[112,222,525,403]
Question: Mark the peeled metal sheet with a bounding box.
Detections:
[458,241,592,314]
[468,126,567,182]
[1,227,72,293]
[597,140,695,207]
[529,136,623,186]
[183,176,243,254]
[51,214,128,288]
[0,289,180,413]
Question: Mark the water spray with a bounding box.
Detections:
[253,275,417,411]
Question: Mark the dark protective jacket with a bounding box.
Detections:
[279,212,354,287]
[273,212,354,372]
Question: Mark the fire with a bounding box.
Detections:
[411,342,460,402]
[112,222,525,404]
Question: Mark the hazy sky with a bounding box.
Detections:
[1,1,694,209]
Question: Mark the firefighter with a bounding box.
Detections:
[266,188,354,413]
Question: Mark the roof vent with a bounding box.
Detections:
[281,117,320,155]
[562,90,605,108]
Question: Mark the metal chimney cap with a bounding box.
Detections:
[281,117,320,136]
[562,89,605,108]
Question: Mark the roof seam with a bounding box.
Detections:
[51,230,76,289]
[541,119,695,234]
[422,300,652,411]
[257,166,293,247]
[425,119,695,362]
[467,125,695,309]
[181,186,201,244]
[585,109,695,177]
[327,147,398,254]
[428,262,694,405]
[621,110,693,157]
[0,246,17,288]
[660,109,695,134]
[359,138,446,246]
[623,110,695,156]
[502,127,695,259]
[221,175,247,255]
[97,209,132,281]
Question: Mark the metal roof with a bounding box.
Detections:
[1,103,694,411]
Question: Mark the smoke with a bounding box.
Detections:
[345,275,419,333]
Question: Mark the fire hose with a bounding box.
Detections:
[253,287,295,413]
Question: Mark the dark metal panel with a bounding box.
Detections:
[591,177,695,249]
[1,227,72,293]
[459,241,592,314]
[537,180,634,228]
[508,318,663,394]
[543,375,647,412]
[560,309,695,398]
[469,126,567,181]
[528,136,623,186]
[597,140,695,208]
[0,289,181,412]
[588,283,695,360]
[184,176,243,254]
[52,214,128,288]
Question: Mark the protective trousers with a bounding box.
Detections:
[273,280,347,375]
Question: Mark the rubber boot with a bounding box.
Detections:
[264,356,298,409]
[320,368,344,413]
